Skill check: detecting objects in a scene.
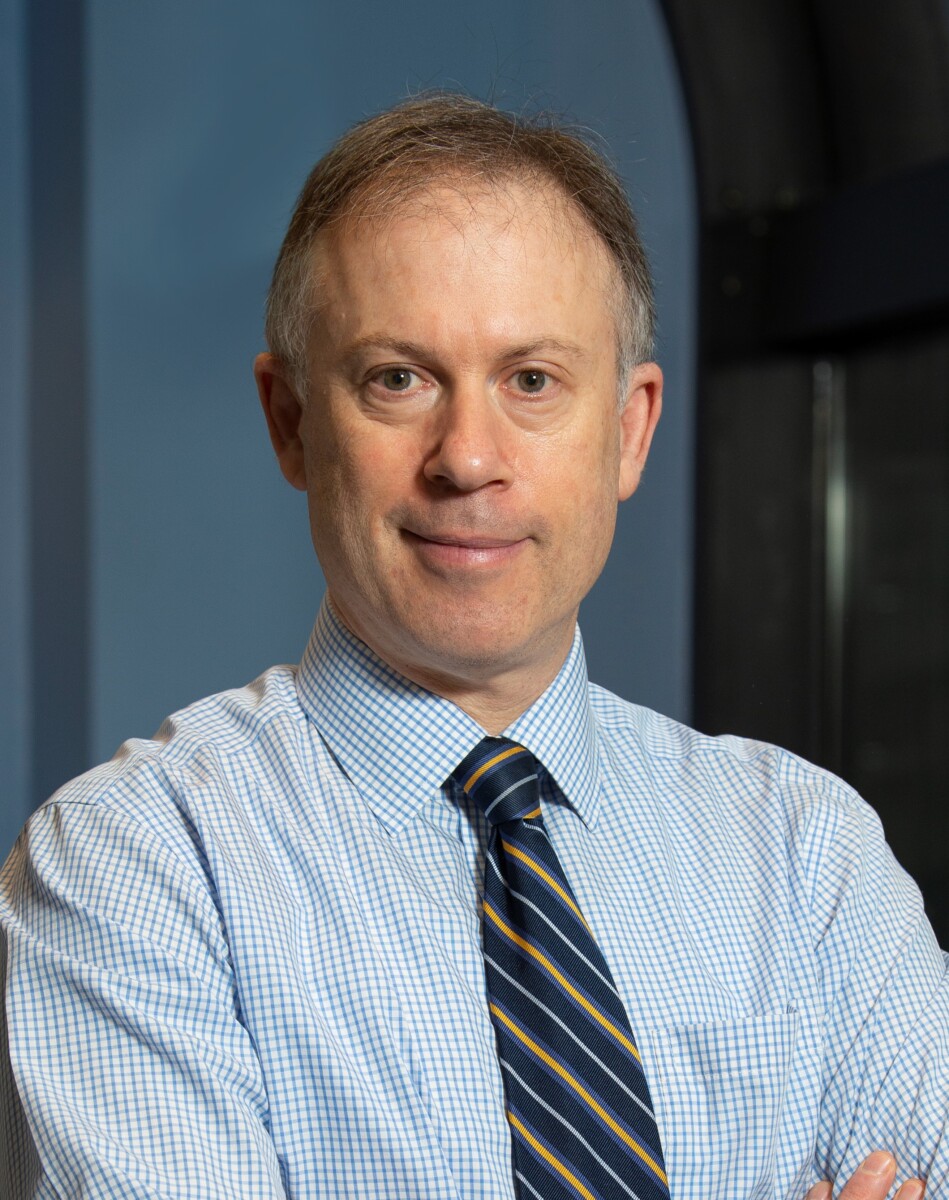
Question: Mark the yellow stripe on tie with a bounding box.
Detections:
[483,901,641,1063]
[500,839,592,934]
[493,1005,668,1186]
[462,745,526,793]
[506,1110,597,1200]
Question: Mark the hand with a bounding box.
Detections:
[806,1151,925,1200]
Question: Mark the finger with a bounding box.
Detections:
[836,1152,897,1199]
[805,1185,832,1200]
[894,1180,925,1200]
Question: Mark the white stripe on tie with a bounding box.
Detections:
[484,774,540,820]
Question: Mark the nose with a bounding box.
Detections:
[422,387,514,493]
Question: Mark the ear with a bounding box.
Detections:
[254,353,307,491]
[617,362,663,501]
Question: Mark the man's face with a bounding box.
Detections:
[258,181,661,714]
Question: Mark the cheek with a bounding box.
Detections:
[555,438,619,562]
[555,424,620,511]
[351,439,400,488]
[569,485,617,553]
[309,422,414,551]
[308,414,389,497]
[333,414,415,484]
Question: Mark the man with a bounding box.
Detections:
[1,95,943,1198]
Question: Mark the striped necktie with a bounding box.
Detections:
[455,737,670,1200]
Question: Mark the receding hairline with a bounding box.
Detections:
[265,92,656,398]
[313,156,601,230]
[299,170,631,372]
[276,94,629,238]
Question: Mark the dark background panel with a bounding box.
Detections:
[663,0,949,939]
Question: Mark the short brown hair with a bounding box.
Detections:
[265,93,655,395]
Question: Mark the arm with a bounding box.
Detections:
[0,796,288,1199]
[808,1152,925,1200]
[789,763,949,1195]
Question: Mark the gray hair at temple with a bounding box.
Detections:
[264,93,656,401]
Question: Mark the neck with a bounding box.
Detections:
[327,598,574,734]
[411,670,558,735]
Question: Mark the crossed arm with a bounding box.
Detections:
[809,1153,924,1200]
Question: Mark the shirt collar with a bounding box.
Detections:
[295,598,602,832]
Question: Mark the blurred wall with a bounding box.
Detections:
[1,0,31,857]
[1,0,696,857]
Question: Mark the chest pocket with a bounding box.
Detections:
[640,1011,821,1200]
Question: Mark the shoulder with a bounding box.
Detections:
[11,664,308,867]
[587,682,924,948]
[588,681,872,845]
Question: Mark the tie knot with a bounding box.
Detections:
[454,737,540,825]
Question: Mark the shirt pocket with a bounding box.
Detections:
[641,1011,817,1200]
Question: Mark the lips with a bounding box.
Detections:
[402,528,528,567]
[407,532,522,549]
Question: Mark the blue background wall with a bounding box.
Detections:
[1,0,31,858]
[1,0,696,857]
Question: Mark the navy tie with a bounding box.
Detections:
[455,737,670,1200]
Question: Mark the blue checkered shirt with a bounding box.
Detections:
[2,599,948,1198]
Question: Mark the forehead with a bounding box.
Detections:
[308,179,621,348]
[335,170,605,254]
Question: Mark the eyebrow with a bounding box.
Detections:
[338,334,591,367]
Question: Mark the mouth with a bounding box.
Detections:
[401,529,529,568]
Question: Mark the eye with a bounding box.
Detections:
[515,369,548,394]
[379,368,418,391]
